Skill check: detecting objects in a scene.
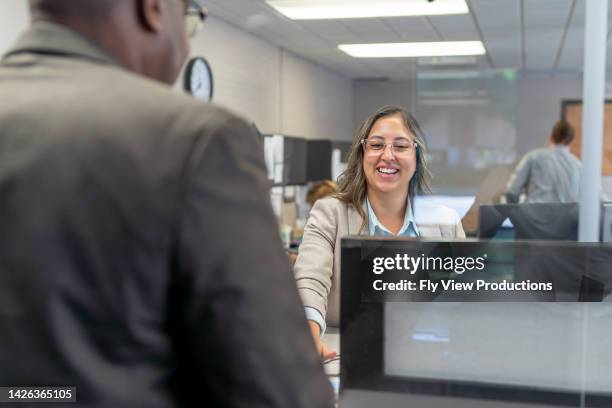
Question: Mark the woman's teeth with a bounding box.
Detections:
[377,168,398,174]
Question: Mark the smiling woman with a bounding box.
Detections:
[339,105,431,232]
[293,105,466,359]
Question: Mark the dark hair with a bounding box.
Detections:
[550,120,575,145]
[335,105,431,230]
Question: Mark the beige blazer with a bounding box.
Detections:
[294,197,466,327]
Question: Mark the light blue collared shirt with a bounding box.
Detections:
[366,197,420,237]
[306,197,419,335]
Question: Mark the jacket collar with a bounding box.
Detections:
[3,21,119,66]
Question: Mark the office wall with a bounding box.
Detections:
[0,1,29,56]
[0,1,354,142]
[354,79,417,127]
[188,16,354,141]
[354,75,576,155]
[354,78,516,152]
[280,51,354,140]
[353,75,612,195]
[516,76,583,154]
[187,17,281,135]
[353,75,612,155]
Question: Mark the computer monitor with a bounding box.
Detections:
[478,203,579,240]
[340,237,612,407]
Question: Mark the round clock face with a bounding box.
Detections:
[184,57,213,102]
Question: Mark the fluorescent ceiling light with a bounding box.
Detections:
[418,90,488,98]
[418,98,489,106]
[339,41,485,58]
[266,0,468,20]
[417,70,487,80]
[418,56,478,66]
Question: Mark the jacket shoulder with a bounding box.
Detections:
[56,60,243,133]
[309,197,347,224]
[110,67,239,125]
[312,196,346,212]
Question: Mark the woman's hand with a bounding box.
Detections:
[308,320,337,360]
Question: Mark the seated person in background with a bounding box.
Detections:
[505,120,580,203]
[294,105,465,358]
[306,180,338,208]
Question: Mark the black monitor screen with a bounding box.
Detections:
[340,238,612,407]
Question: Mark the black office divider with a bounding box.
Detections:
[305,140,351,182]
[263,134,308,186]
[306,140,332,181]
[283,136,307,185]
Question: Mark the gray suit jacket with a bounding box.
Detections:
[0,22,332,407]
[294,197,465,327]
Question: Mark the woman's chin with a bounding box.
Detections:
[371,182,404,195]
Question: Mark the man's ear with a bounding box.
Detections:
[137,0,164,33]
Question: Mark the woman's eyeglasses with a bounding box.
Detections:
[361,139,417,156]
[185,0,208,38]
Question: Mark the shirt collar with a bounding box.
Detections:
[3,21,119,66]
[366,197,420,237]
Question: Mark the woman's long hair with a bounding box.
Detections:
[335,105,431,230]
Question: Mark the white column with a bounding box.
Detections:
[579,0,608,242]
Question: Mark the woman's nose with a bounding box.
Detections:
[381,144,396,160]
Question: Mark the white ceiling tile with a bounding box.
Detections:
[483,35,522,68]
[555,1,585,70]
[469,0,521,68]
[470,0,521,33]
[202,0,595,79]
[523,1,572,69]
[219,0,271,16]
[295,20,351,35]
[526,31,562,69]
[339,18,393,32]
[383,16,439,41]
[572,0,586,24]
[316,32,363,44]
[524,0,573,30]
[427,14,480,40]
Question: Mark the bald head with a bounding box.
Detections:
[29,0,122,26]
[28,0,190,85]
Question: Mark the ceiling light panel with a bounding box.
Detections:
[266,0,468,20]
[339,41,486,58]
[418,56,479,66]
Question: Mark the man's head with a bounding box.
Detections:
[28,0,193,85]
[549,120,575,146]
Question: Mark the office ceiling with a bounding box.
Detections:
[201,0,612,80]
